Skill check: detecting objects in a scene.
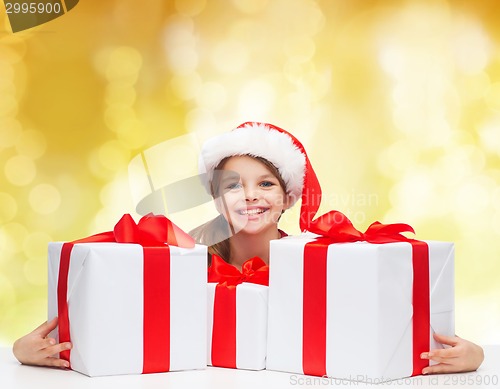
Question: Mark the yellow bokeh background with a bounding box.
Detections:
[1,0,499,346]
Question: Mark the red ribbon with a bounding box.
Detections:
[208,255,269,368]
[302,210,429,377]
[57,213,194,373]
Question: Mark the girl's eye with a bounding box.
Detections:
[260,181,275,188]
[227,182,242,190]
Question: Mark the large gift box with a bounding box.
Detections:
[207,255,269,370]
[266,211,454,382]
[47,214,207,377]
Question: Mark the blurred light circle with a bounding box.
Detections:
[185,108,216,137]
[196,82,227,111]
[88,149,111,180]
[104,106,136,131]
[231,0,269,14]
[170,72,202,100]
[105,84,136,107]
[99,181,115,207]
[0,41,26,65]
[455,178,492,215]
[0,275,16,310]
[175,0,206,16]
[98,141,131,171]
[457,72,490,103]
[4,155,36,186]
[484,83,500,111]
[377,141,418,179]
[29,184,61,215]
[0,95,18,116]
[0,222,28,254]
[238,79,276,118]
[211,40,248,74]
[283,60,316,84]
[0,34,27,63]
[23,231,52,259]
[167,46,198,74]
[389,171,434,219]
[115,119,149,149]
[491,187,500,211]
[378,47,406,79]
[163,15,195,47]
[0,81,15,98]
[15,129,47,159]
[0,117,22,149]
[284,37,316,62]
[0,230,6,261]
[0,60,14,82]
[23,258,47,286]
[453,22,491,75]
[493,213,500,235]
[269,0,324,36]
[0,192,17,223]
[95,173,134,218]
[105,46,143,84]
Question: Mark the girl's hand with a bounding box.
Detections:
[12,317,72,368]
[421,333,484,374]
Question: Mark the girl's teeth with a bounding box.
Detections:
[240,208,266,215]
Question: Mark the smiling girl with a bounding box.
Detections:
[190,122,321,269]
[13,122,483,374]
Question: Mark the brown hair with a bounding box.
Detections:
[189,155,287,265]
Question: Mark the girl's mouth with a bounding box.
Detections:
[237,208,269,216]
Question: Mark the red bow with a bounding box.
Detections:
[73,213,195,248]
[208,255,269,287]
[307,210,415,243]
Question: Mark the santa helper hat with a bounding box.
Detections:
[199,122,322,230]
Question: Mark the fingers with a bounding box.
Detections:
[422,363,455,375]
[34,317,58,337]
[433,332,459,346]
[42,357,70,369]
[40,337,57,350]
[41,342,72,358]
[426,347,460,360]
[423,353,458,364]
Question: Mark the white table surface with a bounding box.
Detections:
[1,345,498,389]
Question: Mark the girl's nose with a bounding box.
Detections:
[245,187,258,201]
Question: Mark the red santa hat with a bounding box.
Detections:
[199,122,322,230]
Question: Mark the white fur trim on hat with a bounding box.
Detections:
[199,123,306,205]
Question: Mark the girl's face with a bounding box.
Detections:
[214,155,291,236]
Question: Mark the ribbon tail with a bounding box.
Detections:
[211,284,237,368]
[57,243,74,367]
[142,246,171,373]
[72,231,115,244]
[410,240,430,376]
[302,240,328,377]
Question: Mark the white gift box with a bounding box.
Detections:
[266,234,454,382]
[47,242,207,377]
[207,283,268,370]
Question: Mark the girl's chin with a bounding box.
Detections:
[225,211,281,235]
[231,221,279,236]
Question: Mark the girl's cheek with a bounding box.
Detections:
[264,193,287,208]
[223,191,245,205]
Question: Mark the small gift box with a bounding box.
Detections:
[266,211,454,382]
[207,255,269,370]
[47,214,207,377]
